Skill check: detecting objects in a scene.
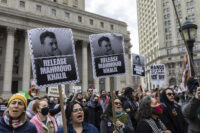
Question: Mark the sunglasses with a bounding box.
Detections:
[72,108,83,113]
[114,102,122,106]
[167,93,175,96]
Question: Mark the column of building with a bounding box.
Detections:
[22,31,31,91]
[2,27,15,96]
[82,41,88,92]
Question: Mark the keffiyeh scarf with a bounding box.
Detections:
[3,110,26,129]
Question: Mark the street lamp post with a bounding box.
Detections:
[180,19,197,77]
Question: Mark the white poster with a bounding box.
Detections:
[132,53,145,77]
[48,85,65,97]
[89,33,126,78]
[150,64,165,85]
[28,28,79,88]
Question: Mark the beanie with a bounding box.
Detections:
[8,93,27,109]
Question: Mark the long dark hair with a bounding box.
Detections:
[135,96,152,121]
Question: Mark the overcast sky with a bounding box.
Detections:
[85,0,139,54]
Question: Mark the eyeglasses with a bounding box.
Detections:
[114,102,122,106]
[167,93,175,96]
[72,108,83,113]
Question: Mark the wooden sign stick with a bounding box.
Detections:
[110,77,117,130]
[58,85,67,133]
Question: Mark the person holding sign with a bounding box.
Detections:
[40,31,62,57]
[57,102,99,133]
[31,100,58,133]
[98,36,115,55]
[100,98,134,133]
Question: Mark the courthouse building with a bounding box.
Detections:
[137,0,200,89]
[0,0,133,97]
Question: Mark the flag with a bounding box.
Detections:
[181,55,190,91]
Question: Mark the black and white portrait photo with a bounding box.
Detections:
[89,33,126,78]
[28,28,79,88]
[132,53,145,77]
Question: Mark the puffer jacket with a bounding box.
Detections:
[0,116,38,133]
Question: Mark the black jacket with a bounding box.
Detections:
[123,97,138,127]
[160,90,187,133]
[0,117,38,133]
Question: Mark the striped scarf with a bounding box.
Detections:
[144,118,167,133]
[3,110,26,129]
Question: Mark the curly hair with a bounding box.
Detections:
[135,96,152,121]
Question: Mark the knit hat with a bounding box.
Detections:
[8,93,27,109]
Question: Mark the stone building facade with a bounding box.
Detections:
[0,0,133,97]
[137,0,200,89]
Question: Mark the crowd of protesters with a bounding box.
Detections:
[0,78,200,133]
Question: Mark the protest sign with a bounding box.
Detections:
[72,86,82,93]
[89,33,126,78]
[132,53,145,77]
[18,91,29,99]
[48,85,65,97]
[150,64,165,84]
[28,28,79,88]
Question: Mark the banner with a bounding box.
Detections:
[150,64,165,85]
[180,55,189,91]
[28,28,79,88]
[132,53,145,77]
[89,33,126,78]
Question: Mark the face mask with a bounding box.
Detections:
[152,105,163,116]
[50,97,54,102]
[41,107,49,116]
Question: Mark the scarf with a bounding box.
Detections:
[144,118,167,133]
[109,110,128,133]
[3,109,26,129]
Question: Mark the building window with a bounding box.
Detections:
[19,1,25,8]
[100,22,104,28]
[65,12,70,18]
[52,9,56,16]
[78,16,82,22]
[1,0,7,4]
[36,5,41,12]
[167,49,172,55]
[187,8,194,14]
[13,49,20,75]
[90,19,93,25]
[73,0,78,8]
[110,24,114,30]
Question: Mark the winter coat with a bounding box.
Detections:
[56,122,99,133]
[84,100,103,130]
[0,116,38,133]
[182,97,200,133]
[100,113,134,133]
[160,90,187,133]
[122,97,138,127]
[31,114,58,133]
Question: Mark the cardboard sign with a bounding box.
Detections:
[150,64,165,85]
[89,33,126,78]
[132,53,145,77]
[28,28,79,88]
[48,85,65,97]
[72,86,82,93]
